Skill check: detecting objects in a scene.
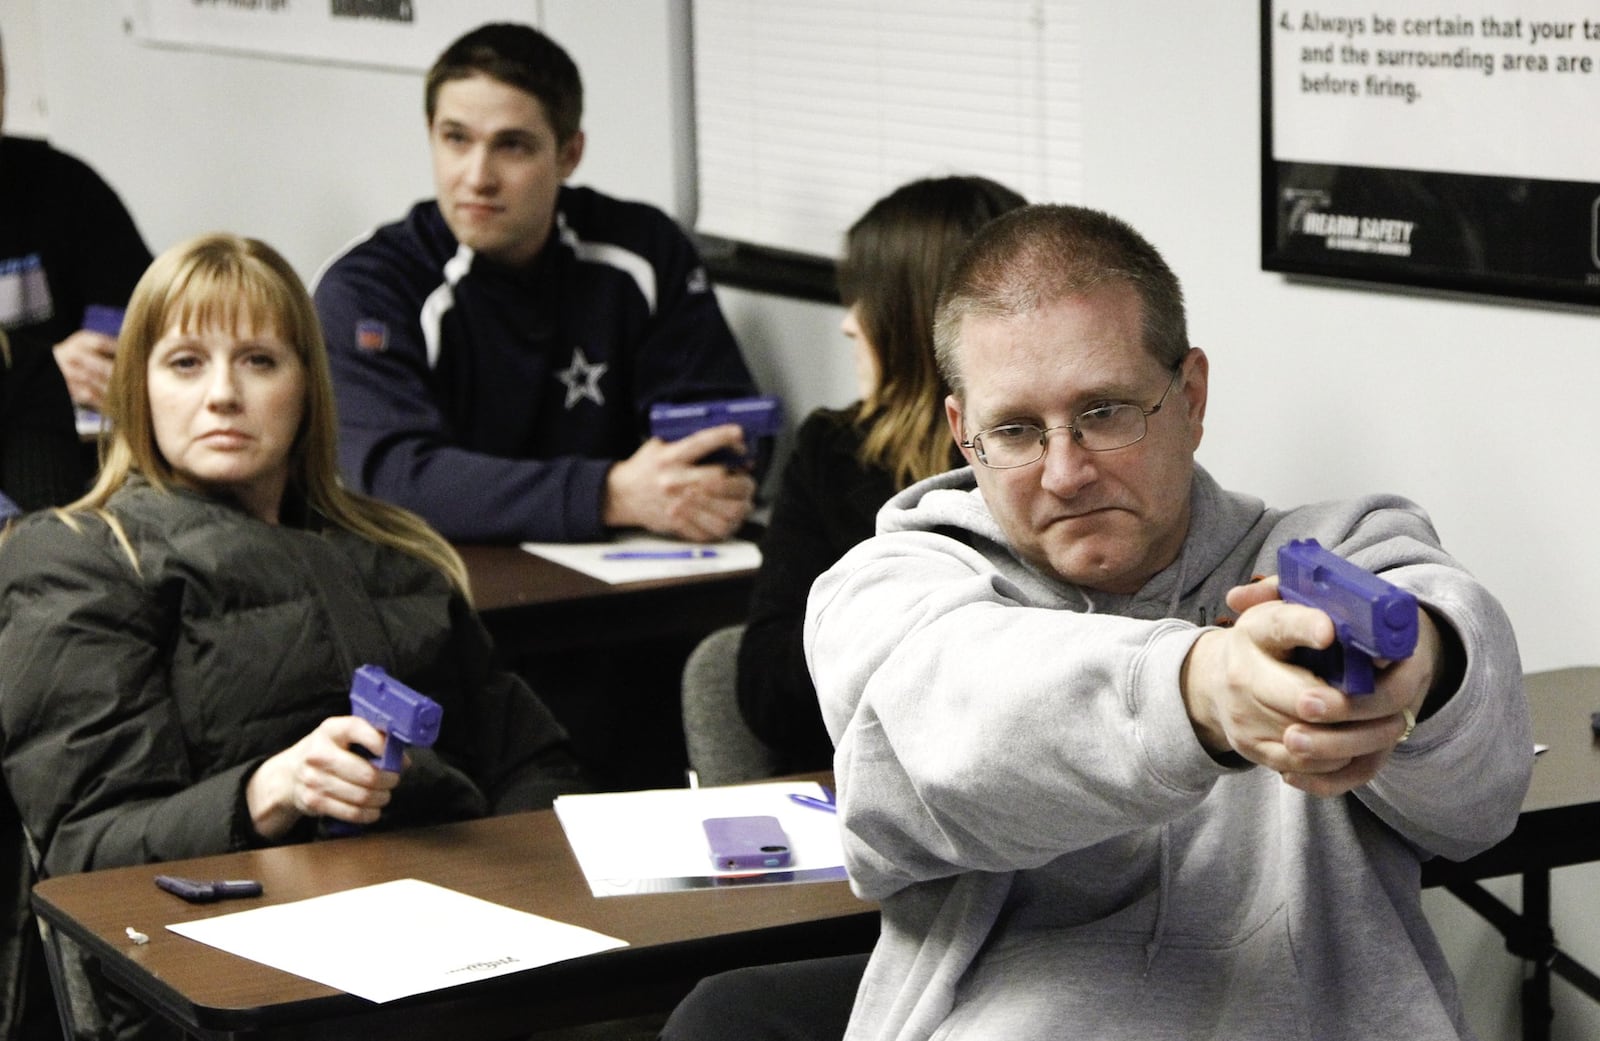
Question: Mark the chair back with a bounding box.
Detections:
[681,624,782,786]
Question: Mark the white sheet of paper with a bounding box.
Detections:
[553,781,847,896]
[520,533,760,585]
[166,878,626,1003]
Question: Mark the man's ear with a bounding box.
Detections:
[1182,347,1209,448]
[558,130,586,180]
[946,394,977,465]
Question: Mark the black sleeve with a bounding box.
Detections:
[1,328,92,509]
[45,146,152,320]
[736,412,888,769]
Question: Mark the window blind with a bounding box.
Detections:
[692,0,1083,261]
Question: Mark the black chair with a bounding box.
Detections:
[1,782,61,1041]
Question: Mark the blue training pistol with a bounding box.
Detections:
[1276,538,1418,694]
[324,666,441,837]
[349,664,442,773]
[649,395,783,465]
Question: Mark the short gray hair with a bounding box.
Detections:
[933,204,1189,398]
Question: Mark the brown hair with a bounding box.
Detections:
[839,176,1026,488]
[933,204,1189,399]
[424,22,583,144]
[68,233,469,594]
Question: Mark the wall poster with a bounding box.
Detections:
[123,0,537,72]
[1262,0,1600,306]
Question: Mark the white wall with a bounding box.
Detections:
[7,1,1599,1037]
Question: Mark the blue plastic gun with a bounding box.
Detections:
[349,664,442,772]
[649,395,783,465]
[1276,538,1418,694]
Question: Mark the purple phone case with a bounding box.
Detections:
[702,815,792,870]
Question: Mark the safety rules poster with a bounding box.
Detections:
[1261,0,1600,305]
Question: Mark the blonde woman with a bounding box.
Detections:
[0,234,582,1037]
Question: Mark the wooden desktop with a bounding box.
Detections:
[30,669,1600,1041]
[1421,666,1600,1041]
[32,800,876,1041]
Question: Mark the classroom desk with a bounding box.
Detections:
[34,671,1599,1041]
[458,543,759,790]
[32,800,877,1041]
[458,544,757,658]
[1421,666,1600,1041]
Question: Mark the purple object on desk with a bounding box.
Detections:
[155,875,263,903]
[788,791,837,814]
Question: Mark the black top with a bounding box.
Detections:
[737,408,899,770]
[0,135,152,510]
[1,325,91,512]
[0,135,151,348]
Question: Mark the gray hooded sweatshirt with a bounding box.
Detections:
[804,465,1531,1041]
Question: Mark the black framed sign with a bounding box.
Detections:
[1261,0,1600,306]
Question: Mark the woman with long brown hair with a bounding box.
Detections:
[735,176,1025,771]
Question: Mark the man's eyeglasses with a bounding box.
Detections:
[961,365,1185,469]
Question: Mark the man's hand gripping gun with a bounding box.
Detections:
[350,664,442,772]
[1275,539,1418,694]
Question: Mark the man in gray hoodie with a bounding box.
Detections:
[661,204,1531,1041]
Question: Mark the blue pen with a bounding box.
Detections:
[602,549,719,560]
[788,789,837,814]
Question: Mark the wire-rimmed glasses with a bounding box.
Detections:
[961,365,1184,469]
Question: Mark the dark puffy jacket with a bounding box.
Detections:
[0,477,582,881]
[1,478,585,1039]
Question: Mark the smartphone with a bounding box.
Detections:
[702,815,793,871]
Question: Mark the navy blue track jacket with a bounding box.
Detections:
[313,186,757,542]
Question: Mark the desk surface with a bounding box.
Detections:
[458,544,757,656]
[34,671,1600,1037]
[33,805,875,1040]
[458,544,756,614]
[1424,666,1600,883]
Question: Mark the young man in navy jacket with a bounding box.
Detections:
[315,22,759,543]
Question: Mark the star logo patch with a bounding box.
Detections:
[556,347,608,409]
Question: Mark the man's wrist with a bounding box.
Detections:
[1418,608,1466,721]
[600,462,632,528]
[1180,631,1233,757]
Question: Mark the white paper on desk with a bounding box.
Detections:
[165,878,626,1003]
[554,781,848,896]
[520,532,760,584]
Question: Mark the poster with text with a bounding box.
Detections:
[125,0,538,72]
[1262,0,1600,305]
